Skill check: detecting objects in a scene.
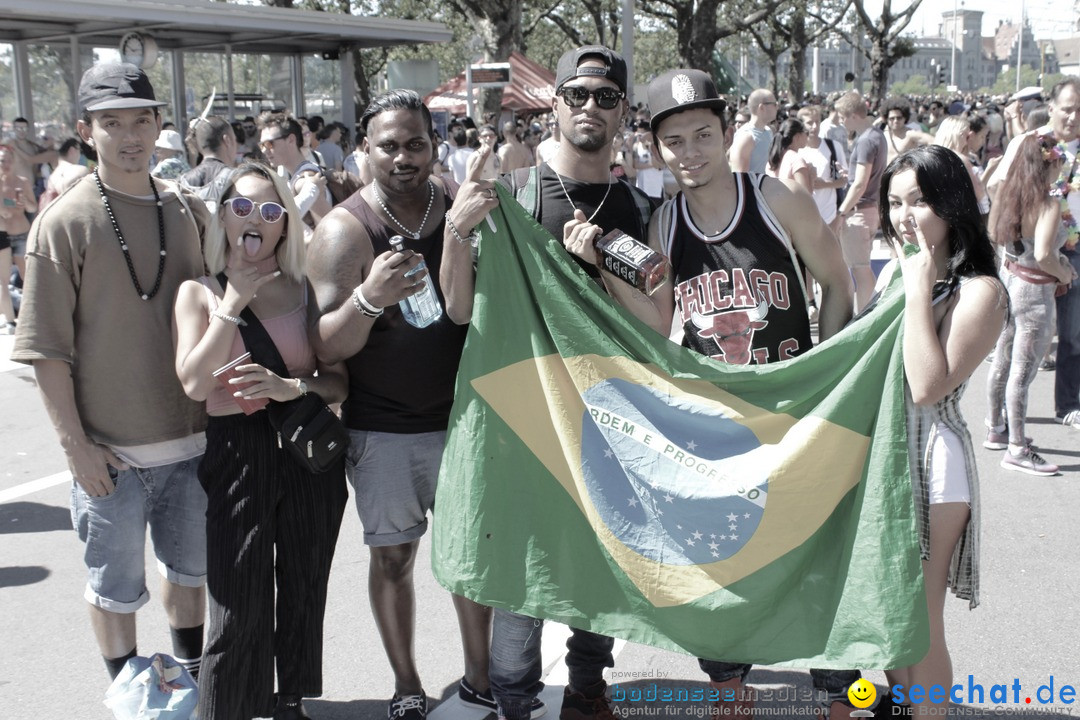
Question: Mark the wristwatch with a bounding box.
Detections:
[296,379,308,397]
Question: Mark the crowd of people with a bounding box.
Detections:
[3,47,1078,720]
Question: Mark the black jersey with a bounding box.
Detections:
[661,173,811,365]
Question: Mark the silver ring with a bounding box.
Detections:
[486,188,496,200]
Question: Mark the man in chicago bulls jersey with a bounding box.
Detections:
[646,70,859,719]
[647,69,852,366]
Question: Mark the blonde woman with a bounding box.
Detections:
[174,162,348,720]
[934,116,989,214]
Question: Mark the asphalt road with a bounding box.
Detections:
[1,331,1077,720]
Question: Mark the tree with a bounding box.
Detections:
[639,0,787,72]
[840,0,922,105]
[760,0,852,101]
[746,21,785,96]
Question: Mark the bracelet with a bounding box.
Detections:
[211,309,247,326]
[445,212,480,246]
[351,284,384,318]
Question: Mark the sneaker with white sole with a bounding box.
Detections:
[983,427,1033,450]
[1060,410,1080,430]
[1000,446,1059,476]
[458,677,547,718]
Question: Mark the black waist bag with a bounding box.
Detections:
[221,272,349,475]
[267,393,349,474]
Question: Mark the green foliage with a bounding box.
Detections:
[984,66,1065,96]
[887,73,929,97]
[890,36,916,63]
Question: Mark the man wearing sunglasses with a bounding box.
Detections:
[729,89,778,174]
[257,113,332,234]
[442,45,666,720]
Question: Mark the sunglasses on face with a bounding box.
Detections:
[225,196,287,223]
[258,136,284,151]
[557,85,625,110]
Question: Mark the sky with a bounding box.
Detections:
[897,0,1079,40]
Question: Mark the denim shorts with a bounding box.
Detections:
[345,429,444,547]
[70,457,207,613]
[8,232,28,257]
[839,206,879,268]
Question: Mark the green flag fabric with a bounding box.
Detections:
[432,187,929,669]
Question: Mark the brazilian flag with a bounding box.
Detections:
[432,187,929,668]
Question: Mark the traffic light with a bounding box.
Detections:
[939,67,946,85]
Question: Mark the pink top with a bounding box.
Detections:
[776,150,809,183]
[199,277,317,415]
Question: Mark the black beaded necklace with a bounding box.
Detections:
[93,169,167,301]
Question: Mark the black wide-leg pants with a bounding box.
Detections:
[198,411,347,720]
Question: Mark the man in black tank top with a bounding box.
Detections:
[646,70,858,718]
[306,90,501,720]
[442,45,667,720]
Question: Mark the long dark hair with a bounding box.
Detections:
[879,145,1000,287]
[990,133,1063,245]
[767,118,805,172]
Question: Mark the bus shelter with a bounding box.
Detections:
[0,0,451,131]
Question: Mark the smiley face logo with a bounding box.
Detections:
[847,679,877,709]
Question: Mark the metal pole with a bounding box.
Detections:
[339,47,356,128]
[70,36,82,128]
[1015,0,1023,93]
[465,64,474,121]
[225,44,236,122]
[950,0,958,89]
[13,41,34,126]
[622,0,634,104]
[1016,0,1025,93]
[171,50,187,131]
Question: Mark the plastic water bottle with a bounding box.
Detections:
[389,235,443,328]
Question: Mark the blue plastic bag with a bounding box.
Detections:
[103,653,198,720]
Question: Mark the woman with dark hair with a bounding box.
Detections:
[174,162,348,720]
[877,145,1007,717]
[766,118,813,195]
[984,134,1074,475]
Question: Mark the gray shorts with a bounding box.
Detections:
[345,429,444,547]
[8,232,27,257]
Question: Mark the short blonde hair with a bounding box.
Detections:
[797,105,822,122]
[204,162,306,282]
[833,92,866,118]
[933,116,970,155]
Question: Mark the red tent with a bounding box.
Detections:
[424,51,555,114]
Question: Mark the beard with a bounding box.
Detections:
[564,124,610,153]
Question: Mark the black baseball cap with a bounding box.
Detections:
[79,63,166,113]
[555,46,627,94]
[648,69,728,133]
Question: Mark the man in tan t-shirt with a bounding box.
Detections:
[11,63,209,685]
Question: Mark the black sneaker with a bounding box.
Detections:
[560,681,618,720]
[389,693,428,720]
[273,695,312,720]
[459,677,547,717]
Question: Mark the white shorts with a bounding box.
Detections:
[926,422,972,505]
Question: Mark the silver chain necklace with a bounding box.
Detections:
[552,168,612,224]
[372,180,434,240]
